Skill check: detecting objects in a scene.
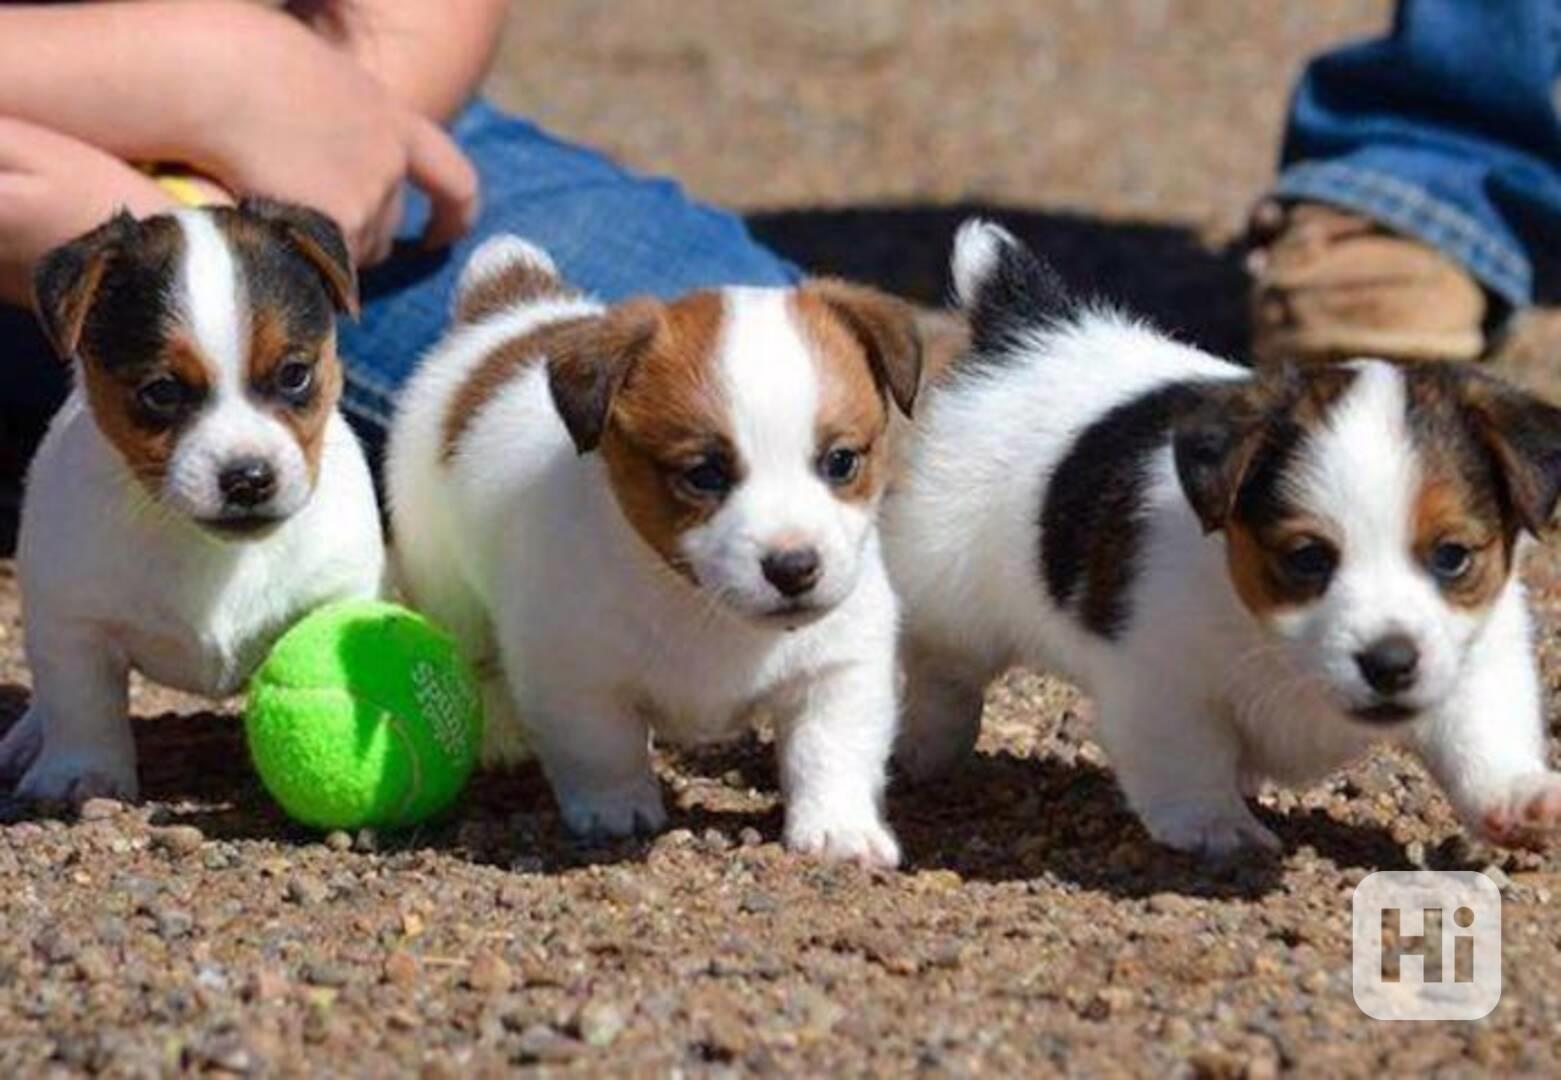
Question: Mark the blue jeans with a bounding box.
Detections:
[0,99,796,442]
[1276,0,1561,307]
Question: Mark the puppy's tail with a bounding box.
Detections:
[950,218,1076,357]
[453,234,575,325]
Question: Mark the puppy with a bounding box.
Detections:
[387,236,919,864]
[885,219,1561,856]
[0,200,385,801]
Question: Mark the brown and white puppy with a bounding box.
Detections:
[887,220,1561,857]
[0,200,384,802]
[388,236,919,864]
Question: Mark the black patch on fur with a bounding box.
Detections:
[962,232,1077,363]
[227,223,337,348]
[75,217,183,378]
[1041,380,1213,638]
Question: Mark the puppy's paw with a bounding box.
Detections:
[17,747,138,804]
[785,801,902,868]
[1141,801,1280,858]
[0,710,43,781]
[1477,772,1561,848]
[556,777,667,839]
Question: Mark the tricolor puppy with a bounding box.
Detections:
[886,219,1561,856]
[0,200,385,801]
[388,236,919,864]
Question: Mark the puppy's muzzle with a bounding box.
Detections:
[218,457,278,512]
[1355,634,1419,696]
[761,546,822,599]
[1351,633,1421,725]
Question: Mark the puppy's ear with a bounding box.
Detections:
[1460,373,1561,536]
[1172,378,1273,535]
[239,196,359,317]
[547,299,662,454]
[32,210,137,361]
[804,278,923,417]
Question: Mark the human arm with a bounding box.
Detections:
[289,0,511,121]
[0,1,477,265]
[0,118,175,309]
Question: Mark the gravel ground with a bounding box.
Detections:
[9,2,1561,1076]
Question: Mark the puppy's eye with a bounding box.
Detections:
[1279,537,1337,585]
[677,455,733,498]
[273,359,315,403]
[136,376,192,420]
[819,447,862,486]
[1429,541,1473,581]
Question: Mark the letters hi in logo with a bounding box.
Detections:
[1353,871,1501,1021]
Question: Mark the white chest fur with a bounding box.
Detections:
[18,397,385,698]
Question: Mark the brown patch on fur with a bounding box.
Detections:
[790,290,893,503]
[1171,363,1358,622]
[1402,365,1529,610]
[796,279,923,417]
[440,316,594,460]
[1224,517,1338,617]
[456,261,576,325]
[78,332,213,491]
[1411,476,1508,610]
[251,317,342,483]
[597,291,730,575]
[216,210,348,483]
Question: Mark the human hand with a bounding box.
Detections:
[0,118,175,308]
[189,2,479,265]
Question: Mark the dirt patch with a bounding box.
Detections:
[9,2,1561,1075]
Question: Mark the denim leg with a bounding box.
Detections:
[339,100,799,433]
[1275,0,1561,307]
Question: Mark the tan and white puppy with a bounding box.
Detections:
[888,220,1561,857]
[388,236,919,864]
[0,200,385,801]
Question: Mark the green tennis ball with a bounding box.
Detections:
[245,600,483,830]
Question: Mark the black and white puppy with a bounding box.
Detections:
[0,201,384,802]
[885,220,1561,856]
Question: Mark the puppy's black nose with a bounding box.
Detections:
[761,547,822,598]
[218,458,277,509]
[1355,634,1419,695]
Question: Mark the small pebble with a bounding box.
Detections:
[739,826,763,848]
[915,869,963,892]
[250,967,290,1002]
[740,891,778,915]
[514,1024,582,1064]
[699,828,731,853]
[466,951,513,994]
[303,962,351,988]
[72,948,113,984]
[576,998,628,1046]
[149,825,204,856]
[323,830,353,852]
[656,828,695,851]
[153,909,194,940]
[383,950,420,987]
[77,798,124,822]
[286,874,330,907]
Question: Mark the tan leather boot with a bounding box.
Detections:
[1247,200,1487,366]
